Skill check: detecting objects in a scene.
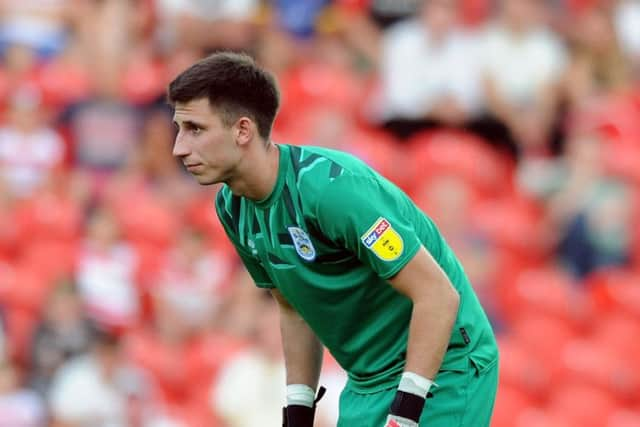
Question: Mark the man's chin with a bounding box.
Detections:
[192,174,221,186]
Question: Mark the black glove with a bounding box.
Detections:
[282,386,326,427]
[385,389,433,426]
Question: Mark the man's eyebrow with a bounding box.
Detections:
[177,119,206,128]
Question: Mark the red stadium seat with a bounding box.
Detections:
[0,263,53,313]
[588,311,640,362]
[3,307,39,363]
[407,130,515,199]
[586,268,640,319]
[0,203,20,259]
[278,62,364,128]
[500,266,592,327]
[469,195,549,267]
[547,382,621,427]
[496,336,551,400]
[507,314,577,392]
[16,240,78,284]
[491,383,537,427]
[608,410,640,427]
[37,56,92,108]
[121,56,167,105]
[561,338,640,404]
[13,191,83,247]
[183,194,236,255]
[343,126,406,187]
[110,189,179,249]
[512,410,573,427]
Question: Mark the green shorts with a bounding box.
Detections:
[337,357,499,427]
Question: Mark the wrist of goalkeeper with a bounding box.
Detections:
[385,372,437,426]
[282,384,326,427]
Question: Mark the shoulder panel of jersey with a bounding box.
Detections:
[285,144,378,209]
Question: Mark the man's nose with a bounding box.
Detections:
[172,136,190,158]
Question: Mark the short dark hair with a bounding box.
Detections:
[167,52,280,141]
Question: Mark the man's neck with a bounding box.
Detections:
[227,142,280,201]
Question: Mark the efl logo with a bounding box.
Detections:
[360,217,404,261]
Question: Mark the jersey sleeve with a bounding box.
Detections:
[314,174,422,279]
[215,192,274,289]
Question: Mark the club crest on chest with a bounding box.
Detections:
[287,226,316,261]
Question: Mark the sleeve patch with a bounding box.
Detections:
[360,217,404,261]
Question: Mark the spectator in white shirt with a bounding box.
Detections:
[76,207,139,330]
[480,0,568,158]
[0,86,65,199]
[48,329,147,427]
[377,0,483,137]
[614,0,640,70]
[0,361,45,427]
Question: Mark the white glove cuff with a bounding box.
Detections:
[286,384,315,408]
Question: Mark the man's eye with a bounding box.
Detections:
[191,127,202,135]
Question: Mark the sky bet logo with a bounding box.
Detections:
[360,217,403,261]
[363,219,390,247]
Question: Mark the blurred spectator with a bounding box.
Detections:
[270,0,331,39]
[556,176,634,279]
[212,291,344,427]
[614,0,640,70]
[210,291,285,427]
[0,42,38,94]
[520,129,634,279]
[0,311,5,362]
[367,0,423,29]
[151,225,233,331]
[29,282,93,396]
[564,4,633,109]
[58,78,143,197]
[48,329,148,427]
[58,0,151,197]
[0,0,74,59]
[154,0,259,52]
[0,85,65,199]
[0,361,46,427]
[135,107,196,205]
[376,0,483,137]
[480,0,568,158]
[215,269,266,339]
[413,174,503,329]
[76,207,140,330]
[211,292,337,427]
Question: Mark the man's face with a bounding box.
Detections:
[172,98,240,185]
[421,0,458,37]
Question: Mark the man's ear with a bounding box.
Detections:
[235,117,255,146]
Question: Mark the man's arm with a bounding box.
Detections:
[271,289,323,388]
[388,246,460,381]
[271,289,324,427]
[383,246,460,426]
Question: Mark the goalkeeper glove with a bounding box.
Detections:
[384,372,436,427]
[282,385,326,427]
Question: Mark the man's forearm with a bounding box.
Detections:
[273,290,323,388]
[388,247,461,381]
[404,290,459,381]
[280,307,323,387]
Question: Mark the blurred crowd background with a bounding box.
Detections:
[0,0,639,426]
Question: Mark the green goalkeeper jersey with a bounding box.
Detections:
[215,144,498,393]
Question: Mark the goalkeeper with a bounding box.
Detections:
[168,52,499,427]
